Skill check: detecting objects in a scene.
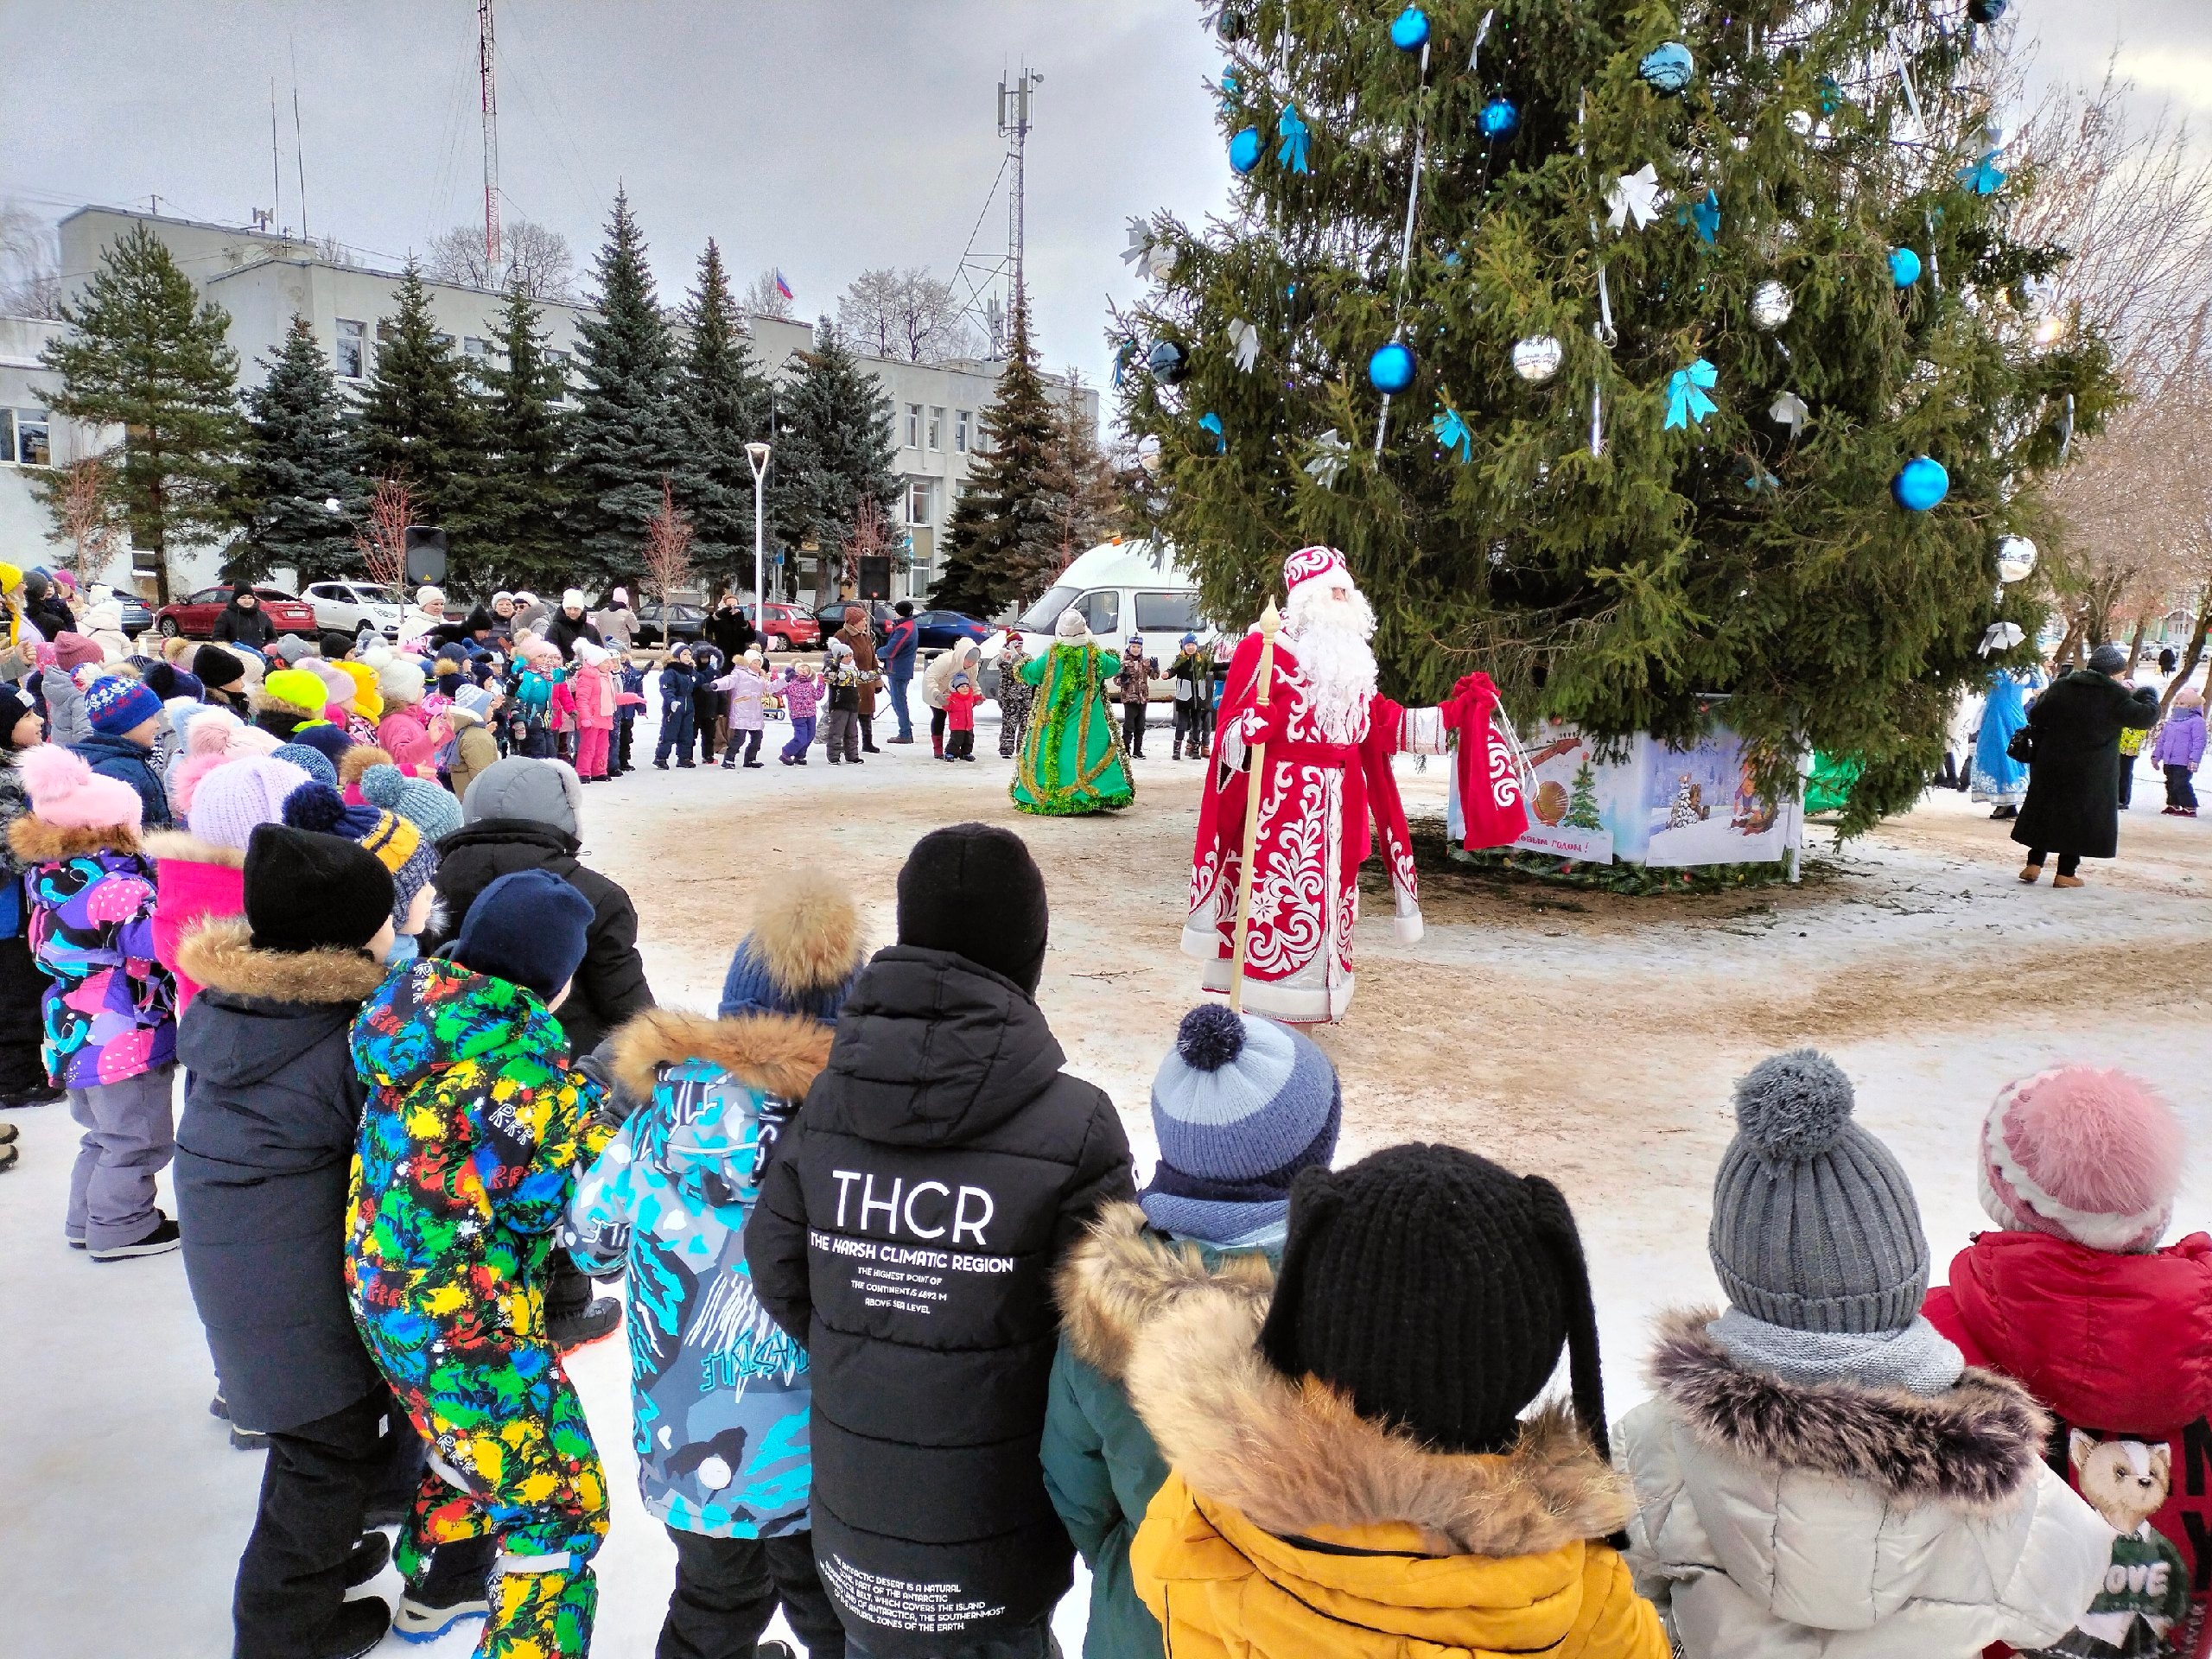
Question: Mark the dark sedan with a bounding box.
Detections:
[631,602,709,648]
[912,608,992,652]
[812,598,895,645]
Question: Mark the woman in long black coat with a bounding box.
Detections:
[2012,644,2159,886]
[212,588,276,648]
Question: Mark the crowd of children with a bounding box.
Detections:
[0,573,2206,1659]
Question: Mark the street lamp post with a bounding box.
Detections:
[744,441,772,620]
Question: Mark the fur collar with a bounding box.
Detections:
[8,816,140,861]
[1056,1201,1275,1382]
[1124,1269,1633,1558]
[1649,1308,2051,1510]
[140,829,245,869]
[609,1006,832,1102]
[176,916,389,1003]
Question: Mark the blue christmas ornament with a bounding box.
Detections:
[1639,41,1695,96]
[1889,246,1923,287]
[1229,126,1262,175]
[1892,455,1949,511]
[1479,97,1521,139]
[1368,340,1416,394]
[1147,340,1189,385]
[1968,0,2007,21]
[1389,6,1430,50]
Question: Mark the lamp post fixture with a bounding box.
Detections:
[744,441,772,619]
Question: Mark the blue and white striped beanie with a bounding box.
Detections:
[1140,1004,1341,1246]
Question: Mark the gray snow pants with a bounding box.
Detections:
[67,1063,175,1249]
[822,708,861,762]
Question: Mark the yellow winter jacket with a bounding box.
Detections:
[1123,1272,1669,1659]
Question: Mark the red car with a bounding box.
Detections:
[741,601,822,652]
[155,584,319,639]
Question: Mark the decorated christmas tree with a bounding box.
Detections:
[1117,0,2119,832]
[1562,754,1603,830]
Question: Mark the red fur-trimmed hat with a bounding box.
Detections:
[1980,1066,2184,1254]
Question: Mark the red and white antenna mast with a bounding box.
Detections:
[479,0,500,272]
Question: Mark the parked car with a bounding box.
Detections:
[110,596,156,638]
[153,585,319,640]
[811,598,895,646]
[910,608,993,653]
[741,601,821,652]
[632,602,709,648]
[304,580,406,639]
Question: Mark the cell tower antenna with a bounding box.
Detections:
[270,80,283,232]
[998,67,1039,301]
[480,0,500,272]
[290,37,309,241]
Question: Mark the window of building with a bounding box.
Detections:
[906,404,922,448]
[927,406,944,449]
[907,479,933,524]
[955,409,971,453]
[433,332,456,350]
[463,336,491,363]
[15,410,49,466]
[334,318,365,379]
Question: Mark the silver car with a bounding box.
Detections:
[304,581,405,640]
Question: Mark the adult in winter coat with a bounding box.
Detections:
[22,569,77,642]
[836,607,883,752]
[427,757,653,1060]
[747,823,1135,1659]
[213,588,276,649]
[1617,1051,2113,1659]
[1924,1066,2211,1658]
[547,589,603,662]
[566,872,868,1659]
[2151,686,2205,814]
[1044,1005,1341,1659]
[41,637,105,746]
[590,588,638,652]
[1127,1145,1668,1659]
[2012,642,2159,884]
[1013,611,1132,816]
[704,594,757,661]
[0,687,56,1111]
[921,637,981,760]
[173,827,401,1659]
[880,604,919,743]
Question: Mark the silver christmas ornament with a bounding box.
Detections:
[1750,280,1794,329]
[1996,535,2037,584]
[1511,334,1564,383]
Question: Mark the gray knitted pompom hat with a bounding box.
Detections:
[1708,1049,1929,1334]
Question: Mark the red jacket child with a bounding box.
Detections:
[1923,1066,2212,1659]
[945,679,982,733]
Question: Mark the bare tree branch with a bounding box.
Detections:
[837,267,978,363]
[354,476,412,590]
[423,219,576,302]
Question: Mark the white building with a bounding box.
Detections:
[0,204,1096,602]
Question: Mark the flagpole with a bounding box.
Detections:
[1226,597,1281,1014]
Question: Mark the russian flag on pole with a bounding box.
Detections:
[773,269,794,301]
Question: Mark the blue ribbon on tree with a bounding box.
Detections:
[1960,151,2005,194]
[1111,338,1135,388]
[1431,405,1471,461]
[1664,358,1719,429]
[1277,105,1311,174]
[1198,410,1226,453]
[1683,188,1720,245]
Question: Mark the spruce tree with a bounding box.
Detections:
[230,314,359,583]
[931,289,1065,617]
[353,261,480,539]
[1121,1,2122,833]
[677,238,776,593]
[771,319,899,602]
[473,281,573,592]
[36,224,242,603]
[568,188,685,586]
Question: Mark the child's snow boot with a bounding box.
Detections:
[314,1596,392,1659]
[931,730,944,759]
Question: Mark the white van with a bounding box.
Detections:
[981,539,1212,696]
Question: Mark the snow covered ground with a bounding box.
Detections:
[3,706,2207,1656]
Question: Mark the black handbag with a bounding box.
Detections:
[2006,725,2036,764]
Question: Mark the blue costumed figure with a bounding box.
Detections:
[1972,670,2037,814]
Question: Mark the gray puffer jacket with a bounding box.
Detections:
[41,670,89,749]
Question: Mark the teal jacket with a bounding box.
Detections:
[1040,1202,1280,1659]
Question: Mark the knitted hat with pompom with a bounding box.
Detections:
[1139,1005,1340,1245]
[187,755,312,853]
[1709,1049,1928,1334]
[281,780,437,927]
[716,867,867,1025]
[269,743,338,791]
[82,674,163,737]
[360,763,461,844]
[1980,1066,2185,1253]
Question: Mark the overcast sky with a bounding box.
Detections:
[5,0,2209,401]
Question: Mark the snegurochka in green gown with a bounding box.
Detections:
[1010,630,1135,815]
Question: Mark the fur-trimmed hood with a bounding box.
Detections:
[1646,1308,2051,1510]
[9,814,141,861]
[175,916,389,1006]
[609,1005,833,1103]
[1124,1261,1634,1559]
[141,828,245,870]
[1055,1201,1274,1382]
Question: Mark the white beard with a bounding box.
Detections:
[1285,587,1378,745]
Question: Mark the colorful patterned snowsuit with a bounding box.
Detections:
[346,957,613,1659]
[19,835,175,1087]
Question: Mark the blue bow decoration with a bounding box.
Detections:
[1198,411,1226,454]
[1111,338,1135,388]
[1686,188,1720,245]
[1664,359,1719,430]
[1220,68,1240,112]
[1277,105,1311,174]
[1960,151,2005,195]
[1431,405,1471,461]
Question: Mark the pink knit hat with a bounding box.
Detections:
[188,756,312,852]
[52,632,104,671]
[18,743,142,831]
[1980,1066,2186,1253]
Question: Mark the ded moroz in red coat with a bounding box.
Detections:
[1926,1229,2212,1658]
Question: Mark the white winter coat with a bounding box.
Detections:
[1617,1311,2113,1659]
[922,640,980,712]
[714,665,767,733]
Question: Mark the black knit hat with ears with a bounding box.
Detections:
[1258,1143,1611,1459]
